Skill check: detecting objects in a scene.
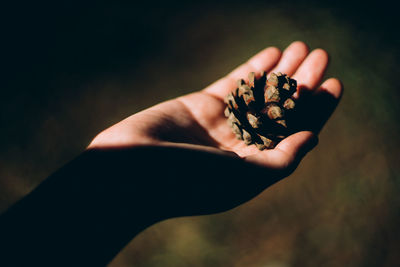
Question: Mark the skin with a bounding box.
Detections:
[89,41,343,173]
[0,41,343,266]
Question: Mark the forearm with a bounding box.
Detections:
[0,146,275,266]
[0,148,161,266]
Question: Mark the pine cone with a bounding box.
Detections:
[224,72,297,150]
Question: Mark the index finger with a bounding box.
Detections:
[203,46,281,99]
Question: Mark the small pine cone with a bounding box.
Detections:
[224,72,297,150]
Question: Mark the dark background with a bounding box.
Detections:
[1,1,399,266]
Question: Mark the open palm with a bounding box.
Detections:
[89,41,342,174]
[0,42,344,267]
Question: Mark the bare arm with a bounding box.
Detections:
[0,41,342,266]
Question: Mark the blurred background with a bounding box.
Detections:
[1,0,399,266]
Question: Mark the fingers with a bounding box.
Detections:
[291,77,343,134]
[243,78,342,172]
[228,46,281,79]
[318,77,343,99]
[311,78,343,132]
[203,42,329,101]
[292,49,329,96]
[244,131,318,173]
[269,41,309,76]
[274,131,318,162]
[204,46,281,99]
[242,77,342,171]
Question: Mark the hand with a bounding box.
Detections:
[88,41,343,214]
[0,42,342,266]
[89,41,342,168]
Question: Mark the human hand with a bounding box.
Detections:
[89,41,342,169]
[0,42,343,267]
[88,41,342,215]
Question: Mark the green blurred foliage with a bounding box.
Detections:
[1,1,399,266]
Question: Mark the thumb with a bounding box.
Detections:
[275,131,318,165]
[244,131,318,174]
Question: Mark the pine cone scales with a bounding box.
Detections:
[224,72,297,150]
